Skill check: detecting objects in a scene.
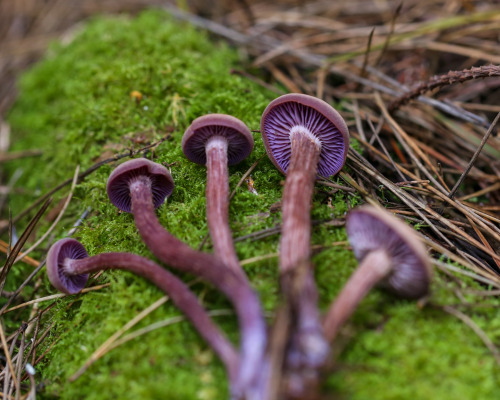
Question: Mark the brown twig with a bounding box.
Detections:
[389,65,500,111]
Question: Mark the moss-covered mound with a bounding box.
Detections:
[5,9,500,400]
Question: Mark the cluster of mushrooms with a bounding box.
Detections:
[46,94,432,399]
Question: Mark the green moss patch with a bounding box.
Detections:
[4,9,500,400]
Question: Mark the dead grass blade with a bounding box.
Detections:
[0,240,38,267]
[3,284,110,314]
[69,295,170,382]
[0,320,17,391]
[107,309,234,352]
[440,305,500,367]
[448,112,500,199]
[374,1,402,67]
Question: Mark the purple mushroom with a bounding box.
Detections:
[106,158,266,396]
[182,114,253,277]
[260,94,349,368]
[46,238,239,380]
[323,206,431,343]
[107,158,174,212]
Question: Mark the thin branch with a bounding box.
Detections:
[389,65,500,111]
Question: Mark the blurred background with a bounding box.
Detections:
[2,0,500,119]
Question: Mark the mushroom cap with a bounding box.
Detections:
[46,238,89,295]
[182,114,254,166]
[107,158,174,213]
[260,93,349,176]
[346,206,431,299]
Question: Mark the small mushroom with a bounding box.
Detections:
[182,114,253,277]
[107,158,174,213]
[260,94,349,368]
[323,205,431,343]
[106,158,266,395]
[46,238,239,378]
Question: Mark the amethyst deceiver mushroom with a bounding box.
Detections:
[182,114,253,277]
[260,93,349,368]
[323,205,431,342]
[107,158,174,213]
[46,238,239,380]
[106,158,266,396]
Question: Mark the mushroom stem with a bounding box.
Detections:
[323,249,392,342]
[281,130,320,274]
[128,176,266,394]
[205,136,242,276]
[280,131,329,368]
[62,251,239,377]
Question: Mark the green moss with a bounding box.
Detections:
[326,301,500,399]
[5,9,500,400]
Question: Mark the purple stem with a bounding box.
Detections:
[128,176,266,395]
[205,136,243,277]
[280,131,329,368]
[323,249,391,342]
[62,252,239,378]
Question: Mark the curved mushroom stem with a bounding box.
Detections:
[128,176,266,396]
[323,249,392,343]
[61,252,239,379]
[205,136,243,277]
[280,130,329,369]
